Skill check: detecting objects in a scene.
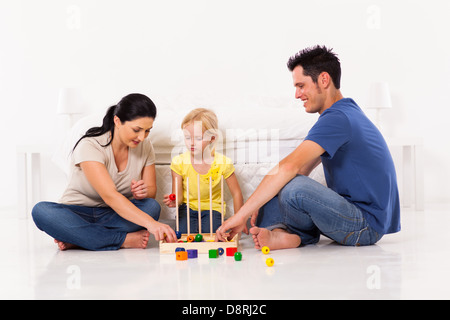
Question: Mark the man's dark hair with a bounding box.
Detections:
[287,45,341,89]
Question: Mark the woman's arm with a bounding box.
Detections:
[80,161,177,242]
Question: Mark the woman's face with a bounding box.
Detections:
[114,116,154,148]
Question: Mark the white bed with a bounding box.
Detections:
[53,94,325,220]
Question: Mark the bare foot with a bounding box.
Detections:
[121,230,150,249]
[250,227,301,250]
[54,239,80,251]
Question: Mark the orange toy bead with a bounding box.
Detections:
[187,235,195,242]
[176,251,188,261]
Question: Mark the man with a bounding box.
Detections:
[216,45,400,249]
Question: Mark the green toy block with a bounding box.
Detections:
[209,249,219,259]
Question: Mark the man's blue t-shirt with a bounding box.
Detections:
[305,98,400,235]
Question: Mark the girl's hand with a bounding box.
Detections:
[146,220,177,243]
[131,180,148,200]
[163,194,177,207]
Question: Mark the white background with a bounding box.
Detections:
[1,0,449,209]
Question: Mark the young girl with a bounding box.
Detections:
[163,108,244,234]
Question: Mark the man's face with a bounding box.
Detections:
[292,65,326,114]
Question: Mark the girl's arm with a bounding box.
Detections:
[80,161,177,243]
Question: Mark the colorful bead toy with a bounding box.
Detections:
[187,249,198,259]
[176,251,188,261]
[234,251,242,261]
[266,258,274,267]
[209,249,219,259]
[195,234,203,242]
[226,247,238,257]
[262,246,270,254]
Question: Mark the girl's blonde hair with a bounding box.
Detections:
[181,108,219,156]
[181,108,218,133]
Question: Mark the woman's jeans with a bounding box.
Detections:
[178,204,222,234]
[32,198,161,251]
[255,175,383,246]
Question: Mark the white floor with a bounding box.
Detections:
[1,203,450,300]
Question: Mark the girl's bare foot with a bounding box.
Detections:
[121,230,150,249]
[250,227,301,250]
[54,239,80,251]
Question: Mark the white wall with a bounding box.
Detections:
[1,0,449,209]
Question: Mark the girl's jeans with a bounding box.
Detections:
[255,175,383,246]
[178,204,222,234]
[32,198,161,251]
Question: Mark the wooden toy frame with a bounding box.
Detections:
[159,174,239,254]
[159,233,239,254]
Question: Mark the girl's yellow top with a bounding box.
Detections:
[170,152,235,213]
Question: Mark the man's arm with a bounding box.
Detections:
[298,156,322,176]
[216,139,325,241]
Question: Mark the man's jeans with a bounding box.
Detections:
[32,198,161,251]
[255,175,382,246]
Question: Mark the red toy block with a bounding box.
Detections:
[226,247,238,256]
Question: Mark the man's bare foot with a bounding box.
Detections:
[121,230,150,249]
[250,227,301,250]
[54,239,80,251]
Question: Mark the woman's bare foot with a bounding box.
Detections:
[121,230,150,249]
[54,239,80,251]
[250,227,301,250]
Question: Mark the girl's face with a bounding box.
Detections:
[183,122,214,157]
[114,116,154,148]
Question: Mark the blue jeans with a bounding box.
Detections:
[255,175,382,246]
[32,198,161,251]
[178,204,222,234]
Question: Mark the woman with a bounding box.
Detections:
[32,93,177,251]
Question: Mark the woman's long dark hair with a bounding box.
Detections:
[72,93,157,152]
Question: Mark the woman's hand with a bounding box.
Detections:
[131,179,148,200]
[146,220,177,243]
